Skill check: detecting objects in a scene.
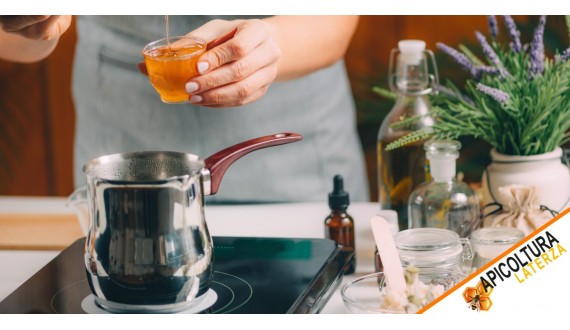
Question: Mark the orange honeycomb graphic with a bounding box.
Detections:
[462,281,493,311]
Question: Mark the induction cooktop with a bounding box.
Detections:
[0,236,352,314]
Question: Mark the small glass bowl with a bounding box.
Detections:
[340,270,465,314]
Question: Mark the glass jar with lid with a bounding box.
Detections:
[469,227,525,273]
[395,228,472,274]
[408,140,480,238]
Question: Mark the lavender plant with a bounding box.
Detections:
[386,16,570,156]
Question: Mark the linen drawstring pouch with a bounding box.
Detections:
[481,184,557,236]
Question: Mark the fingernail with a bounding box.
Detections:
[190,95,203,103]
[197,62,209,74]
[185,82,199,93]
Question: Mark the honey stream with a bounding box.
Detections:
[165,15,170,48]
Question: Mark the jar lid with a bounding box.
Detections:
[396,228,460,251]
[470,227,525,245]
[424,140,461,154]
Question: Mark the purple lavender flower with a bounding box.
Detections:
[476,83,510,104]
[503,16,522,53]
[557,47,570,63]
[472,65,500,80]
[475,31,510,77]
[488,16,499,40]
[529,16,547,77]
[437,42,473,73]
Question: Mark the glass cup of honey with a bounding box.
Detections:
[142,36,206,104]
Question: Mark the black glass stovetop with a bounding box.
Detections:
[0,236,352,314]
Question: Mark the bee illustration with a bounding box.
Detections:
[468,294,482,311]
[463,282,493,311]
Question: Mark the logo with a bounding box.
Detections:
[463,281,493,311]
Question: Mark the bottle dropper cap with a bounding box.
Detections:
[329,175,350,211]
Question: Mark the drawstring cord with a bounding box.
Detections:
[480,201,558,221]
[480,202,503,222]
[540,205,559,217]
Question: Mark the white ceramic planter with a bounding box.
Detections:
[481,147,570,212]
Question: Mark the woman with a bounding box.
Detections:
[0,15,369,203]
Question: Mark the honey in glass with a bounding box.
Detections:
[142,36,206,104]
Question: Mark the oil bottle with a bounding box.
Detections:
[324,175,355,274]
[377,39,439,231]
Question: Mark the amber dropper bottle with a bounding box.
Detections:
[324,175,356,274]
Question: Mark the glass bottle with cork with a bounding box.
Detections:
[324,175,355,274]
[408,140,480,238]
[377,39,439,232]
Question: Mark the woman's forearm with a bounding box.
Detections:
[264,15,359,81]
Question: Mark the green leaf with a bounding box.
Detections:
[459,44,485,66]
[372,86,398,101]
[389,114,430,130]
[385,129,433,150]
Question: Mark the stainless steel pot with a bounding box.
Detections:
[68,132,302,312]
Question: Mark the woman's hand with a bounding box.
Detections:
[184,19,281,108]
[137,16,358,108]
[0,15,72,62]
[0,15,71,40]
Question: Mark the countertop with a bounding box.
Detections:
[0,196,385,314]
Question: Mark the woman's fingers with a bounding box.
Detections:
[206,27,238,51]
[186,19,241,45]
[0,15,51,32]
[136,61,148,76]
[0,15,71,40]
[189,65,277,107]
[186,39,280,94]
[37,16,71,40]
[196,19,269,75]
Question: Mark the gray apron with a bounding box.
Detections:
[72,16,369,203]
